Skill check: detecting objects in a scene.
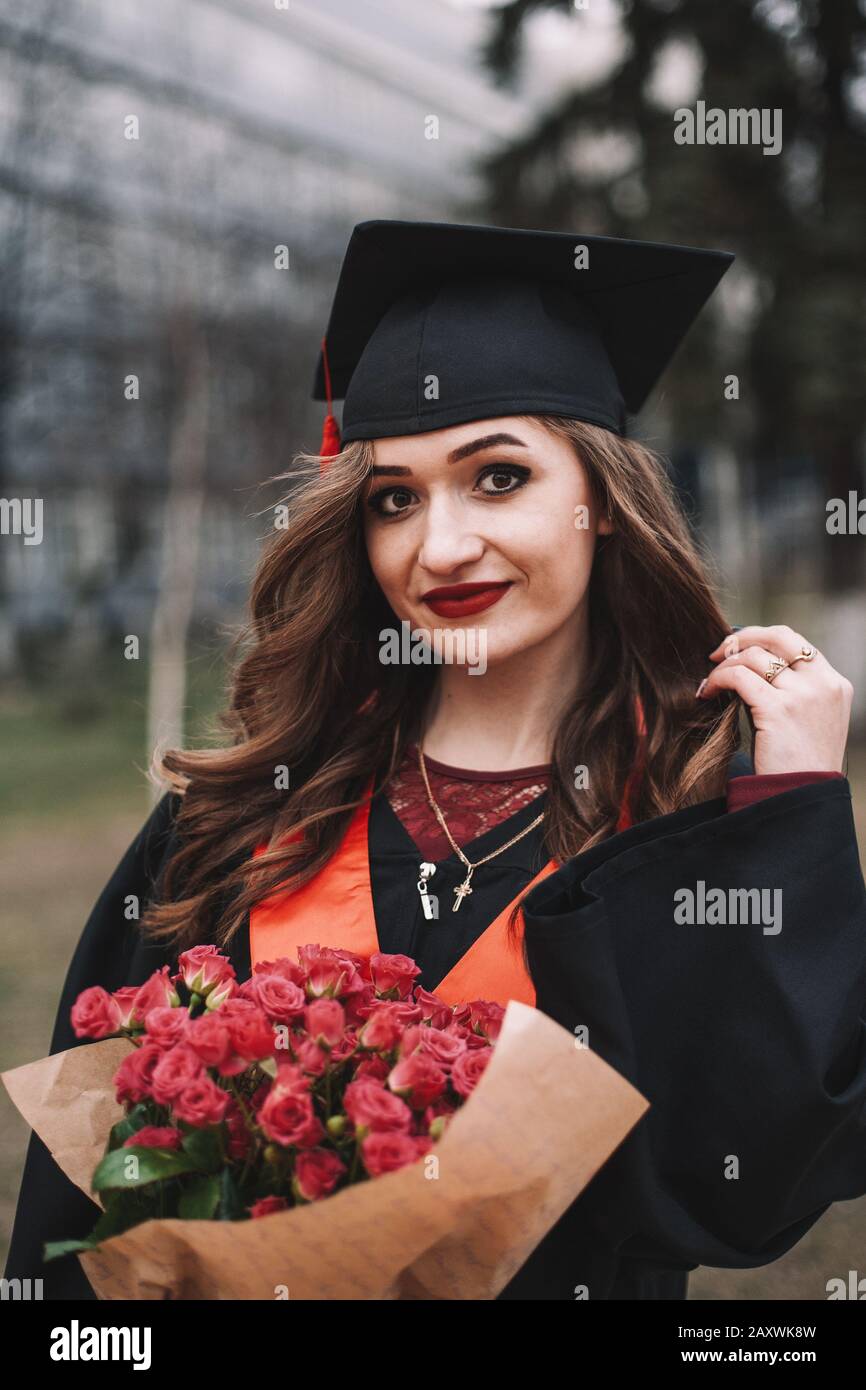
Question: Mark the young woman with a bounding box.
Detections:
[7,221,866,1301]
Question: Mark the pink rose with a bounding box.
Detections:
[259,1086,322,1148]
[343,982,377,1027]
[414,987,453,1029]
[293,1148,346,1201]
[131,967,179,1026]
[358,1001,414,1052]
[466,1000,505,1043]
[300,945,366,989]
[353,1053,389,1082]
[176,945,236,998]
[343,1079,412,1134]
[252,957,306,986]
[151,1044,205,1106]
[418,1027,466,1069]
[272,1060,310,1093]
[397,1024,425,1057]
[123,1125,183,1150]
[388,1053,447,1109]
[447,1021,490,1051]
[249,1195,288,1219]
[330,1027,358,1064]
[369,952,421,999]
[114,1041,163,1104]
[451,1046,492,1097]
[185,1013,233,1070]
[329,948,373,982]
[299,946,352,999]
[294,1037,328,1078]
[204,974,236,1010]
[144,1006,188,1051]
[171,1074,230,1128]
[247,973,307,1024]
[386,1000,423,1026]
[112,986,141,1029]
[361,1131,428,1177]
[304,999,345,1048]
[71,986,121,1040]
[225,1004,277,1063]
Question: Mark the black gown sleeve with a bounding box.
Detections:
[4,793,182,1299]
[521,777,866,1273]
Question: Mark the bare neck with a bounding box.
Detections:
[418,621,587,772]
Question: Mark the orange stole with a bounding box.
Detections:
[249,795,558,1008]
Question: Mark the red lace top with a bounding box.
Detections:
[385,742,841,860]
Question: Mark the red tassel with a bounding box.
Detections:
[320,413,341,459]
[319,336,341,469]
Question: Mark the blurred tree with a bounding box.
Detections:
[477,0,866,590]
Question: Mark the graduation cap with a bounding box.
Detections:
[313,220,734,456]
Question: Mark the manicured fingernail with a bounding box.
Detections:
[695,678,708,698]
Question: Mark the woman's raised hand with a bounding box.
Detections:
[697,624,853,775]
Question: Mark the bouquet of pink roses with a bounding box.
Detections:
[3,943,649,1299]
[58,944,501,1239]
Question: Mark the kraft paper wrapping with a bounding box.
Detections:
[2,1037,131,1209]
[2,1002,648,1300]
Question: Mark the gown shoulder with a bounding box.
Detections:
[521,776,866,1281]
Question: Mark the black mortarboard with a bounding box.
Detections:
[312,220,734,451]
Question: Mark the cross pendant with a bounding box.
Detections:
[452,875,473,912]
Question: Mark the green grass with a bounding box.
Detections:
[0,645,230,827]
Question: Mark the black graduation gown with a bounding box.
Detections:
[6,762,866,1300]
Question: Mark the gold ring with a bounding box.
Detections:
[788,644,818,668]
[764,656,789,684]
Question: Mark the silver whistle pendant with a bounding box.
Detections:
[417,861,437,920]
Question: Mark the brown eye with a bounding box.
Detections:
[366,486,417,517]
[476,463,531,496]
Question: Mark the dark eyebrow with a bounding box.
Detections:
[447,432,528,464]
[369,431,528,478]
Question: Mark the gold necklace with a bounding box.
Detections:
[417,745,545,914]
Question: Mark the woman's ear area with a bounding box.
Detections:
[597,508,615,536]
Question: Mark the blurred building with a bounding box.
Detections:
[0,0,531,667]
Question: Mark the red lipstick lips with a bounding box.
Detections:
[421,581,512,618]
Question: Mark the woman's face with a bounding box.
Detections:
[362,416,612,669]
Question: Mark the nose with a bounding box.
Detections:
[416,492,485,575]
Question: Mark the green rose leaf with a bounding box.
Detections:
[218,1167,245,1221]
[92,1145,200,1192]
[181,1127,222,1173]
[43,1238,97,1262]
[178,1174,221,1220]
[108,1103,152,1151]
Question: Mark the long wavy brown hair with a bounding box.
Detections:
[142,415,740,953]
